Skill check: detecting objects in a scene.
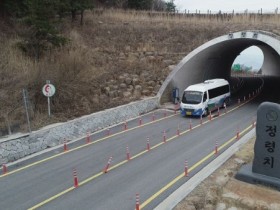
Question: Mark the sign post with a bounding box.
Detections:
[42,80,56,117]
[22,89,31,133]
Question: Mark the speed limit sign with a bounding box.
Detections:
[42,84,56,97]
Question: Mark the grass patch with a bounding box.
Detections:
[1,9,280,135]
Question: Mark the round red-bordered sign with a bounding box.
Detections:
[42,84,56,97]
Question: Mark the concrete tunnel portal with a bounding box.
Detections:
[157,30,280,103]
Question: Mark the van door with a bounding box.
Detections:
[202,91,208,114]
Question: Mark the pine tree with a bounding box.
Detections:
[127,0,153,10]
[1,0,27,18]
[21,0,67,60]
[165,0,176,12]
[68,0,94,25]
[2,0,96,59]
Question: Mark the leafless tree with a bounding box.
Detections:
[152,0,166,11]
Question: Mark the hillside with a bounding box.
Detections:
[1,10,280,136]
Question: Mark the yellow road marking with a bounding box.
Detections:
[3,90,258,179]
[140,124,253,209]
[0,113,177,179]
[23,87,262,209]
[27,114,208,209]
[29,112,254,210]
[28,187,76,210]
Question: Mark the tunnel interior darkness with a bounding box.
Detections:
[158,31,280,103]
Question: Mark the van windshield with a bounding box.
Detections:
[182,91,203,104]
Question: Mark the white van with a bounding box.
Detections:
[180,79,230,117]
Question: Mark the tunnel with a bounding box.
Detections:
[157,30,280,103]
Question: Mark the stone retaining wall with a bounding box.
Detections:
[0,97,159,164]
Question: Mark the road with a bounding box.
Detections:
[0,77,276,210]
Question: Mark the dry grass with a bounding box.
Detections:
[1,9,280,135]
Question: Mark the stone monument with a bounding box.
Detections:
[236,102,280,190]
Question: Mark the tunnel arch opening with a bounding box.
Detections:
[158,31,280,104]
[231,46,264,75]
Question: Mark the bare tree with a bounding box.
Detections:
[152,0,166,11]
[114,0,128,8]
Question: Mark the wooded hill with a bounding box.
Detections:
[0,5,279,136]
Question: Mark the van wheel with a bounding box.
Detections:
[224,98,231,106]
[204,108,209,117]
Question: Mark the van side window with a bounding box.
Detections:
[208,85,229,99]
[203,92,207,102]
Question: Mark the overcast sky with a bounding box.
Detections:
[233,46,264,70]
[174,0,280,13]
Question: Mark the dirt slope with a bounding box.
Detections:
[1,10,280,136]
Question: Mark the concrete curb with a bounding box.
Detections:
[5,108,172,167]
[154,128,256,210]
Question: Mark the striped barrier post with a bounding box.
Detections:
[2,164,7,174]
[236,127,240,140]
[73,168,79,188]
[146,137,150,151]
[164,109,167,117]
[184,160,188,177]
[177,124,180,136]
[215,140,218,154]
[139,116,142,126]
[103,156,113,173]
[136,193,140,210]
[86,131,90,144]
[126,145,130,161]
[124,121,127,130]
[63,138,68,152]
[163,130,166,143]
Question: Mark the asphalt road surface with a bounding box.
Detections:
[0,76,278,210]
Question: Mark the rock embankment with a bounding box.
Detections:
[96,53,180,105]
